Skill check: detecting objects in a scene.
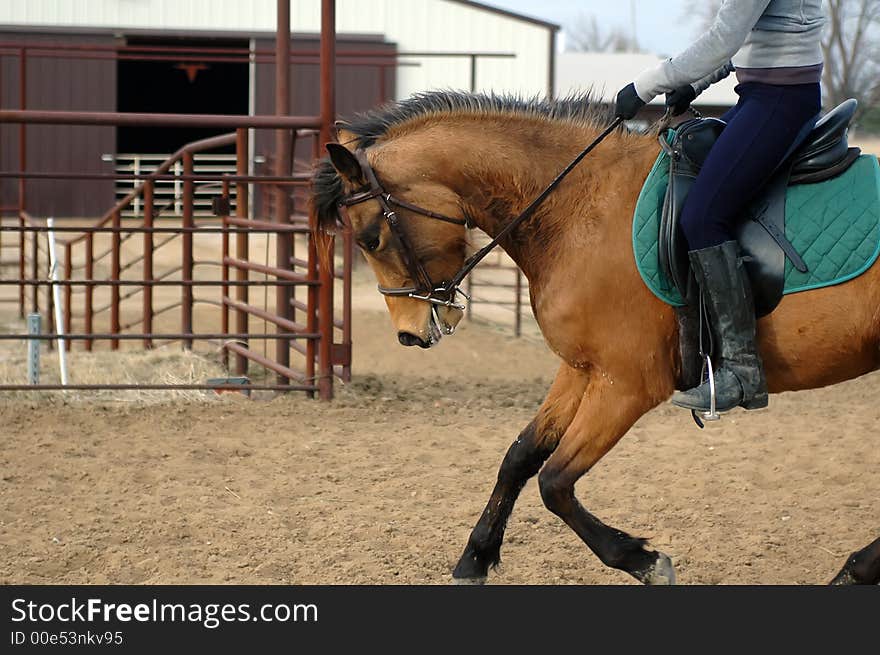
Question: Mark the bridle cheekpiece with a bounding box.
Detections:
[338,148,471,311]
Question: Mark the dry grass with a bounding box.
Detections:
[0,221,316,403]
[0,312,227,403]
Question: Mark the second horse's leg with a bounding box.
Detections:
[538,374,675,585]
[452,365,589,583]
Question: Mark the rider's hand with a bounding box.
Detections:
[614,83,647,120]
[666,85,697,117]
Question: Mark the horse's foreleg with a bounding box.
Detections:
[451,419,552,583]
[538,374,675,585]
[452,365,588,583]
[830,537,880,585]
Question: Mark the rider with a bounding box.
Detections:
[615,0,824,414]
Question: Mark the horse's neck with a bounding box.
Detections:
[421,120,657,282]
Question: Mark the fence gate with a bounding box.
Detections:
[0,125,351,399]
[0,1,347,398]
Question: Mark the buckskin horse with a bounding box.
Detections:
[312,91,880,585]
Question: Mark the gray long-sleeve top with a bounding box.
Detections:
[634,0,825,103]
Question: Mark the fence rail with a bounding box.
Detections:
[0,0,346,397]
[1,125,348,397]
[464,232,535,338]
[0,3,523,396]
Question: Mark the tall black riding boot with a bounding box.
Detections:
[671,240,768,413]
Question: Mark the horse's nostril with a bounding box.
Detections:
[398,332,430,348]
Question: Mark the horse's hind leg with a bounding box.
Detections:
[538,373,675,585]
[452,365,588,583]
[830,537,880,585]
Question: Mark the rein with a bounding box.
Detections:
[339,116,624,311]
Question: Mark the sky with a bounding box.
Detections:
[480,0,697,56]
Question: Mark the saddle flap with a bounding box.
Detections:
[659,118,727,299]
[659,171,695,300]
[733,169,788,315]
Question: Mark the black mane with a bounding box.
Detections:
[311,89,616,232]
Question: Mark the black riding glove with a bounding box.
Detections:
[666,85,697,117]
[614,83,646,120]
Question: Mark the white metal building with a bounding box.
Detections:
[556,52,738,113]
[0,0,559,98]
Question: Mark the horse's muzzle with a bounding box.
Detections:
[398,331,432,349]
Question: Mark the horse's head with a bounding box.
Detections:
[313,133,468,348]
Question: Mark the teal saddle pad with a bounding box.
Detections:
[632,150,880,307]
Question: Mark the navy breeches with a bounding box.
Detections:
[679,81,821,251]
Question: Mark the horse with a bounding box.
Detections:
[311,90,880,585]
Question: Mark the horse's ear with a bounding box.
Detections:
[334,122,358,147]
[325,142,364,184]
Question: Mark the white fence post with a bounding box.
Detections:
[46,218,69,387]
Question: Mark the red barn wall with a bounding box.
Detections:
[0,32,117,218]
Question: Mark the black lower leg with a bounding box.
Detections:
[452,421,554,580]
[830,537,880,585]
[539,468,673,584]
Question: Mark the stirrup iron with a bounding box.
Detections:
[701,355,720,422]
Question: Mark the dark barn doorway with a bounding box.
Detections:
[117,37,249,154]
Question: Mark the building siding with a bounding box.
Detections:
[0,33,116,218]
[0,0,554,97]
[0,31,395,219]
[0,1,556,217]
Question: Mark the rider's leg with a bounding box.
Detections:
[673,82,821,413]
[680,82,820,251]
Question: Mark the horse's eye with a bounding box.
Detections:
[357,223,382,252]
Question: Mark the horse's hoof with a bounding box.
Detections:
[829,569,856,585]
[641,552,677,585]
[452,575,487,586]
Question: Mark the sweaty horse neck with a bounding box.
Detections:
[414,119,656,282]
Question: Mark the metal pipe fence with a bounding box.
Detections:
[0,0,520,395]
[464,233,534,338]
[0,0,349,398]
[0,126,352,398]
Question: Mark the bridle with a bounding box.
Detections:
[338,117,624,312]
[339,148,470,310]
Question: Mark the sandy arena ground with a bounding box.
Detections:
[0,264,878,585]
